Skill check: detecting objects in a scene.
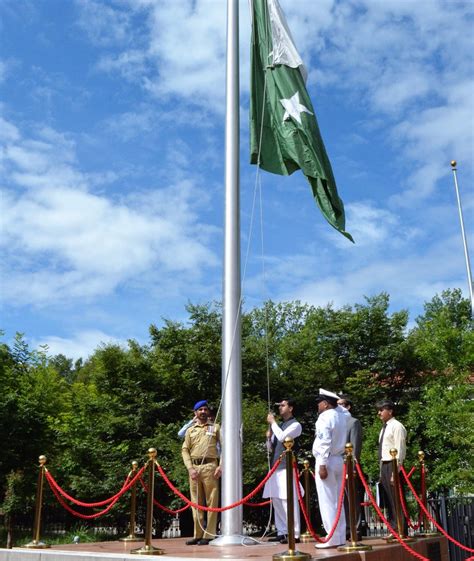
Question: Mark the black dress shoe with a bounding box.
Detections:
[268,536,283,542]
[185,538,201,545]
[197,538,211,545]
[279,536,300,544]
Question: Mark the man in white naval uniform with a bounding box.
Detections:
[313,389,348,549]
[263,398,303,544]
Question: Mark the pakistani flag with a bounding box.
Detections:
[250,0,353,242]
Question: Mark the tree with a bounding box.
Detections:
[405,289,474,492]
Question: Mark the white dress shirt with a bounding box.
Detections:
[379,417,407,464]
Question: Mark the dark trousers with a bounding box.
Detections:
[344,473,366,539]
[380,462,408,535]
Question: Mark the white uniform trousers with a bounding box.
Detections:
[264,468,302,538]
[272,495,301,538]
[315,455,346,546]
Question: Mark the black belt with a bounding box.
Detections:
[192,457,217,465]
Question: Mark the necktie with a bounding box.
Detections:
[378,423,387,462]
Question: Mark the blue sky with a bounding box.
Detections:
[1,0,473,360]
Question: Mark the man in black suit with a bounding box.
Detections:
[338,395,365,540]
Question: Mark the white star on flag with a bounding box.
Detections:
[280,91,313,124]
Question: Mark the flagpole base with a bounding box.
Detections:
[272,549,311,561]
[130,544,164,555]
[119,535,143,542]
[210,534,261,546]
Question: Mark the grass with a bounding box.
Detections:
[0,524,118,548]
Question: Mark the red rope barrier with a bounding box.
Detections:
[294,460,346,544]
[398,463,420,528]
[244,499,271,507]
[401,466,474,553]
[399,479,421,530]
[155,458,281,512]
[47,476,122,519]
[407,466,416,480]
[355,463,429,561]
[45,465,146,508]
[138,476,191,514]
[153,497,191,514]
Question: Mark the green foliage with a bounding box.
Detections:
[406,376,473,492]
[1,290,472,546]
[404,289,474,492]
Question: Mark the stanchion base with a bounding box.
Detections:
[385,535,416,543]
[130,544,164,555]
[119,535,143,542]
[416,532,440,538]
[24,541,50,549]
[272,549,311,561]
[338,542,373,552]
[299,532,313,543]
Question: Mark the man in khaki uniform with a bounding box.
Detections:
[182,400,221,545]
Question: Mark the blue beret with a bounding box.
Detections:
[193,400,208,411]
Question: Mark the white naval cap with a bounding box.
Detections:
[319,388,340,400]
[315,388,340,406]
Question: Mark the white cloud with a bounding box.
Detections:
[0,116,218,306]
[277,234,467,313]
[35,329,124,361]
[390,80,474,205]
[339,202,398,247]
[0,115,20,143]
[75,0,135,47]
[79,0,252,113]
[96,49,149,82]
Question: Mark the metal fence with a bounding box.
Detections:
[429,495,473,561]
[361,492,473,561]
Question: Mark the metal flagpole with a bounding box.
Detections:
[450,160,474,317]
[211,0,245,546]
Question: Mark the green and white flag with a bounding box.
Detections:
[250,0,353,241]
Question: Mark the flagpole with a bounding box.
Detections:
[212,0,244,546]
[450,160,474,317]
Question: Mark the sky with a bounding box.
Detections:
[1,0,473,361]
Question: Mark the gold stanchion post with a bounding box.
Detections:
[273,437,310,561]
[338,443,372,552]
[120,461,142,542]
[131,448,164,555]
[416,451,438,537]
[25,455,50,549]
[386,448,415,543]
[299,460,313,543]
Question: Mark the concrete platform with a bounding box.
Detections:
[0,535,448,561]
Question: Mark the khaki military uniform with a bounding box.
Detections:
[182,421,221,540]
